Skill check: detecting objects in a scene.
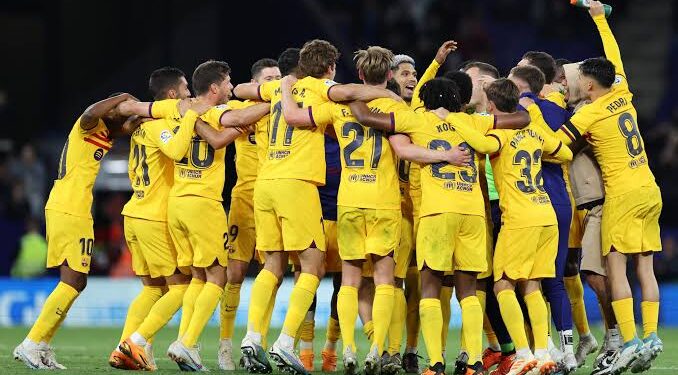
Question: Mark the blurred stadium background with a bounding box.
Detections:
[0,0,677,332]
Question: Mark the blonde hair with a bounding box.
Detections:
[354,46,394,85]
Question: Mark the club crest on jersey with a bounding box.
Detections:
[216,104,228,110]
[93,148,104,161]
[160,129,173,144]
[614,75,623,85]
[324,79,337,87]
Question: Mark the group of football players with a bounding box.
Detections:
[13,2,663,375]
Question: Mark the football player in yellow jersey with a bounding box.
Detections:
[440,78,572,375]
[109,67,199,371]
[549,3,663,373]
[278,46,470,375]
[13,93,137,370]
[233,40,398,375]
[350,77,531,375]
[215,58,281,371]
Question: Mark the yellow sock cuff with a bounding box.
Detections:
[339,285,358,296]
[143,286,165,299]
[524,290,543,304]
[259,269,279,286]
[225,282,242,293]
[363,320,374,340]
[297,273,320,292]
[476,290,487,312]
[327,317,341,342]
[57,281,80,298]
[375,284,395,295]
[460,296,481,309]
[641,301,659,339]
[203,282,224,294]
[420,297,441,309]
[612,298,637,343]
[300,318,315,342]
[496,289,516,300]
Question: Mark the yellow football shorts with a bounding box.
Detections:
[478,216,494,279]
[493,225,558,282]
[45,209,94,274]
[337,206,401,261]
[416,212,487,273]
[324,219,342,273]
[167,195,229,268]
[394,210,414,279]
[229,195,257,263]
[124,216,187,278]
[254,179,326,252]
[602,184,662,256]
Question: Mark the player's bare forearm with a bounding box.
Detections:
[494,110,531,130]
[220,103,269,128]
[453,123,501,154]
[281,76,312,127]
[195,119,243,149]
[233,82,261,100]
[81,93,135,130]
[329,84,399,102]
[118,100,153,118]
[348,101,393,132]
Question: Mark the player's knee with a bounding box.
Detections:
[564,258,580,277]
[65,274,87,292]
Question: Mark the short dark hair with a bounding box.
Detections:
[278,48,301,76]
[579,57,616,88]
[510,65,545,94]
[522,51,557,83]
[192,60,231,96]
[251,58,278,80]
[442,70,473,105]
[299,39,340,78]
[149,67,185,100]
[386,79,401,96]
[555,58,571,68]
[460,61,500,79]
[419,77,462,112]
[484,78,519,113]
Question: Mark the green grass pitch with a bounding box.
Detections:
[1,326,675,374]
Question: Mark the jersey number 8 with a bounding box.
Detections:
[618,112,643,157]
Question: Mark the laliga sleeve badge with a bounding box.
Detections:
[93,148,104,161]
[160,129,173,144]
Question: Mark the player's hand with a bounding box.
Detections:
[189,99,213,115]
[434,40,458,64]
[588,0,605,17]
[445,145,471,167]
[518,96,535,109]
[478,74,496,89]
[432,107,450,120]
[281,74,298,88]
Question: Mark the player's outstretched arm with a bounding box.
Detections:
[233,83,261,100]
[411,40,457,110]
[348,101,394,132]
[542,130,573,163]
[389,133,470,166]
[81,93,136,131]
[589,0,625,77]
[156,110,201,161]
[280,75,313,127]
[195,119,247,150]
[118,100,154,118]
[328,83,401,103]
[220,103,270,128]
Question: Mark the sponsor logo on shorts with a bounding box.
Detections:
[93,148,104,161]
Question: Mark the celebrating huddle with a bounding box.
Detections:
[13,2,663,375]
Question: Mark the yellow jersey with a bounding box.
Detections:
[120,113,196,222]
[151,99,230,201]
[45,118,113,219]
[392,110,495,217]
[310,97,408,209]
[556,15,655,198]
[227,99,266,198]
[257,76,337,184]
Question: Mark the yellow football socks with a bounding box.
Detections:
[27,282,79,343]
[405,267,421,349]
[178,279,204,339]
[420,298,444,365]
[325,316,341,349]
[299,315,315,347]
[182,282,223,347]
[338,286,359,351]
[282,273,319,337]
[497,289,529,350]
[641,301,659,339]
[40,285,78,344]
[612,298,637,343]
[440,286,453,351]
[524,291,548,351]
[363,320,375,342]
[220,283,242,340]
[120,286,164,343]
[248,269,278,335]
[387,287,407,355]
[460,296,483,363]
[372,284,395,353]
[261,284,279,349]
[137,283,188,340]
[564,275,590,336]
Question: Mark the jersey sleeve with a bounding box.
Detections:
[150,99,181,119]
[309,102,335,129]
[146,112,198,161]
[556,105,593,145]
[453,121,502,154]
[593,14,628,89]
[392,109,425,134]
[316,78,340,102]
[411,60,440,110]
[258,81,277,102]
[544,91,567,109]
[227,99,248,110]
[468,112,496,134]
[201,104,231,128]
[541,128,572,163]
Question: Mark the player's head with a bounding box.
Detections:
[278,48,301,77]
[386,79,401,96]
[250,58,281,85]
[192,60,232,103]
[442,70,473,105]
[578,57,616,96]
[354,46,394,86]
[299,39,340,80]
[518,51,557,84]
[484,78,520,114]
[460,61,499,107]
[419,77,462,113]
[509,65,545,94]
[554,58,570,86]
[149,67,190,100]
[391,54,417,101]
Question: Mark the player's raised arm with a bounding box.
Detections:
[388,133,471,166]
[233,82,261,100]
[194,119,247,150]
[81,93,136,131]
[220,103,270,128]
[589,0,625,77]
[328,83,401,103]
[348,101,395,132]
[411,40,458,110]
